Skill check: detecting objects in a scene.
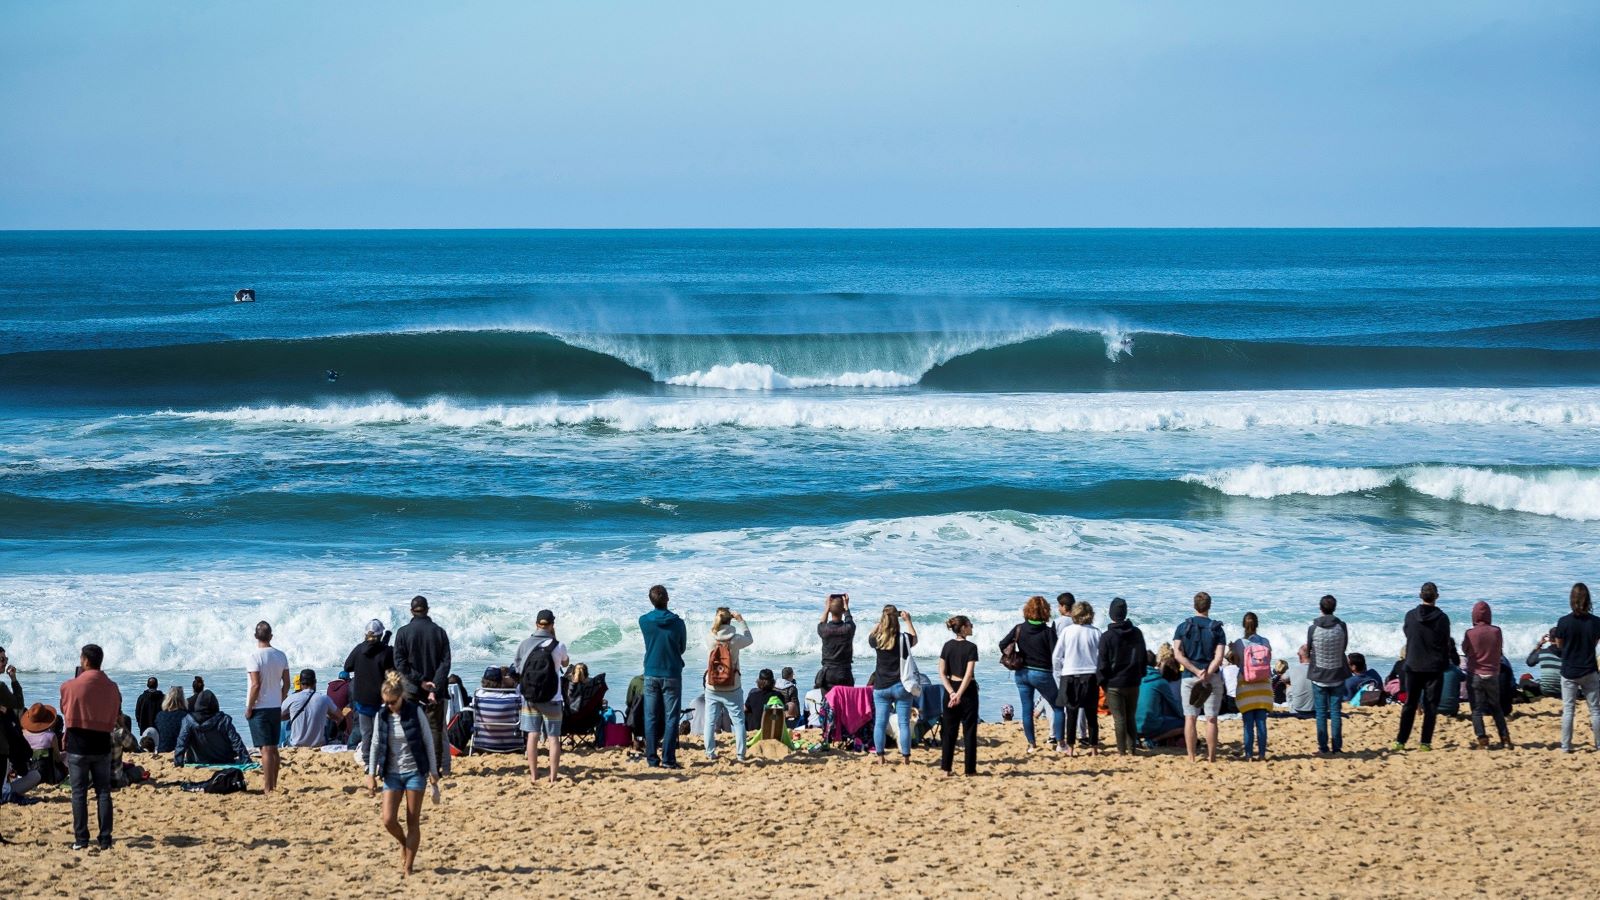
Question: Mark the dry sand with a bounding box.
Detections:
[3,699,1597,898]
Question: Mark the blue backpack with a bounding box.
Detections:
[1176,616,1222,670]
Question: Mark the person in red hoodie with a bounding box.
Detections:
[1459,601,1512,749]
[59,643,122,851]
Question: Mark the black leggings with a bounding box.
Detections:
[1059,674,1100,747]
[939,685,979,775]
[1397,668,1443,746]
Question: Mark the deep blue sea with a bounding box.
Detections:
[2,229,1598,717]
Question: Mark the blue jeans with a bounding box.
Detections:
[872,684,914,756]
[1313,683,1345,752]
[1013,669,1063,747]
[642,676,683,766]
[703,689,747,759]
[1240,709,1268,758]
[66,752,114,846]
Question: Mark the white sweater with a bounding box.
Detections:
[1053,623,1102,678]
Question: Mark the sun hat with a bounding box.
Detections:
[21,702,57,734]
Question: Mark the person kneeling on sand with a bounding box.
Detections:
[174,690,251,767]
[1136,651,1184,748]
[367,671,439,878]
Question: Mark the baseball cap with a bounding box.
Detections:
[364,619,385,637]
[537,609,555,624]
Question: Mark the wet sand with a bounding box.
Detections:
[3,699,1596,898]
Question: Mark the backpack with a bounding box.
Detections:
[1177,616,1220,670]
[1241,640,1272,683]
[707,641,736,690]
[446,710,473,757]
[182,768,246,795]
[519,639,559,704]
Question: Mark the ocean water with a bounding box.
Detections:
[2,229,1598,718]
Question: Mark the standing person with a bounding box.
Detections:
[134,677,162,736]
[282,670,344,748]
[1054,601,1102,755]
[344,619,395,762]
[639,585,688,770]
[513,610,570,784]
[702,608,754,761]
[1460,601,1513,749]
[0,645,37,806]
[244,621,290,793]
[816,593,856,696]
[59,644,121,851]
[365,671,439,879]
[1526,633,1564,698]
[1233,612,1274,761]
[393,596,452,776]
[998,596,1060,754]
[938,616,979,776]
[1550,582,1600,753]
[1307,595,1349,755]
[869,605,919,765]
[1173,592,1227,763]
[1391,582,1458,752]
[1096,598,1147,756]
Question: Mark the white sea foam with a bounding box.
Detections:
[152,388,1600,434]
[663,363,918,390]
[1185,463,1600,521]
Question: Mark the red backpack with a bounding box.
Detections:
[707,641,736,690]
[1241,641,1272,683]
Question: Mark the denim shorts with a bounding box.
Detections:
[519,701,563,738]
[382,771,426,792]
[247,707,283,747]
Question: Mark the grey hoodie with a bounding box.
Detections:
[1307,614,1349,687]
[706,619,753,693]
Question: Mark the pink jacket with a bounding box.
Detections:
[60,669,122,734]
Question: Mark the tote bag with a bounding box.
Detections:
[898,634,923,698]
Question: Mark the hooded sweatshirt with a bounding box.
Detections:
[1402,603,1458,674]
[706,619,754,693]
[1136,665,1183,737]
[344,637,396,709]
[1307,614,1350,687]
[999,620,1057,672]
[1053,621,1102,679]
[174,691,250,765]
[640,607,688,679]
[1096,600,1148,689]
[393,614,451,701]
[1460,601,1503,678]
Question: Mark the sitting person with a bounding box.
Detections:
[470,667,522,754]
[21,703,66,787]
[282,669,345,748]
[1270,659,1289,704]
[174,690,251,766]
[774,667,805,728]
[1343,653,1383,703]
[1136,651,1184,747]
[153,687,188,753]
[744,669,797,726]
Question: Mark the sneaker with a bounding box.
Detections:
[660,761,683,770]
[1475,736,1491,749]
[1388,741,1406,752]
[1418,743,1432,752]
[97,838,113,851]
[71,842,89,851]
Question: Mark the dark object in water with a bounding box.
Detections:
[233,289,256,303]
[325,370,340,383]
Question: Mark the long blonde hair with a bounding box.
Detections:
[162,686,186,712]
[710,607,734,637]
[870,605,901,651]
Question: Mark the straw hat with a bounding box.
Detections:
[20,703,57,734]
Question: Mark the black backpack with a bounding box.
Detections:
[181,768,246,795]
[519,638,559,704]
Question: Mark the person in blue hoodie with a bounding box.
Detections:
[1135,652,1184,747]
[639,584,688,769]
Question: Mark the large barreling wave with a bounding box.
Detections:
[4,317,1600,406]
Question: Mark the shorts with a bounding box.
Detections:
[1181,673,1225,719]
[382,771,426,792]
[519,701,563,738]
[247,707,283,747]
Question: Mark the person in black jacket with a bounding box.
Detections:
[998,595,1060,753]
[173,690,250,766]
[1392,582,1459,751]
[345,619,396,761]
[134,677,163,736]
[1096,598,1147,755]
[393,595,452,775]
[815,593,856,695]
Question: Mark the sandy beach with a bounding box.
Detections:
[3,699,1596,898]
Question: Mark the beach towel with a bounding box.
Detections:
[824,685,874,742]
[188,761,262,772]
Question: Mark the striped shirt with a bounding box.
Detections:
[1232,636,1276,714]
[471,688,522,753]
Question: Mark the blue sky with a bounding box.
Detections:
[1,1,1596,228]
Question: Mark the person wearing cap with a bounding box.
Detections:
[513,609,570,784]
[470,666,522,754]
[393,596,453,775]
[282,670,345,748]
[345,618,396,762]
